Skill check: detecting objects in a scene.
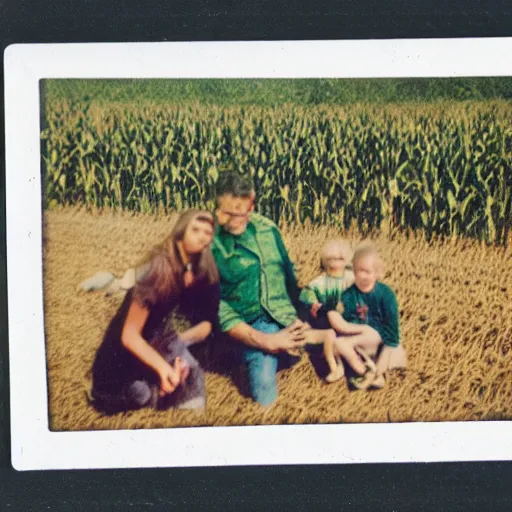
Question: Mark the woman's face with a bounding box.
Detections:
[182,217,214,255]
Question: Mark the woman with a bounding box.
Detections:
[90,209,220,414]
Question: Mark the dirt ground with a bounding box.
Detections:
[42,208,512,431]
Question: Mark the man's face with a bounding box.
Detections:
[216,194,254,235]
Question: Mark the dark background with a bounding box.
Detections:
[1,1,512,510]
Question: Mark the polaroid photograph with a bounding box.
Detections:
[4,38,512,470]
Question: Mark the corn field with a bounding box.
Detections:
[41,100,512,244]
[43,208,512,429]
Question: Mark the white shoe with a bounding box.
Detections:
[78,271,115,292]
[119,268,137,290]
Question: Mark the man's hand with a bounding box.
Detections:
[310,302,323,319]
[263,319,308,354]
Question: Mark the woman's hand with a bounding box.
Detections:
[174,356,191,386]
[158,362,180,396]
[157,356,190,397]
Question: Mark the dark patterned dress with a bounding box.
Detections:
[91,265,220,414]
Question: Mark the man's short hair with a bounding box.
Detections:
[215,170,254,199]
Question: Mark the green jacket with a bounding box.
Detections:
[211,213,300,332]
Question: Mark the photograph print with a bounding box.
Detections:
[5,39,512,470]
[40,75,512,432]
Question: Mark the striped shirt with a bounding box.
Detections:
[299,270,355,312]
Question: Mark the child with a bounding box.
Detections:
[299,240,365,382]
[333,242,407,390]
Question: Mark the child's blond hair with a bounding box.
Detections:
[320,239,354,271]
[353,242,385,280]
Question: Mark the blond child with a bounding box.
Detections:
[299,240,366,382]
[331,243,407,390]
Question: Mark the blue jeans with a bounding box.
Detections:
[243,315,295,406]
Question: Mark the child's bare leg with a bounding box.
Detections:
[323,330,344,382]
[323,331,338,373]
[326,310,349,334]
[375,345,392,375]
[366,345,397,389]
[305,328,334,345]
[334,327,382,375]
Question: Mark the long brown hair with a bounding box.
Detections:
[133,209,219,307]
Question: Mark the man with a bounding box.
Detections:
[211,171,310,406]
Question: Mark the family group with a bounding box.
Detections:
[82,171,407,414]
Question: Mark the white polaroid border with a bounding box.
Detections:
[5,38,512,471]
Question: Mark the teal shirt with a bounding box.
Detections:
[211,213,300,332]
[341,282,400,347]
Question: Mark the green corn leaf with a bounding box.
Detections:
[447,190,457,211]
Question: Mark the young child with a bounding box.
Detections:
[299,240,366,382]
[333,242,407,390]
